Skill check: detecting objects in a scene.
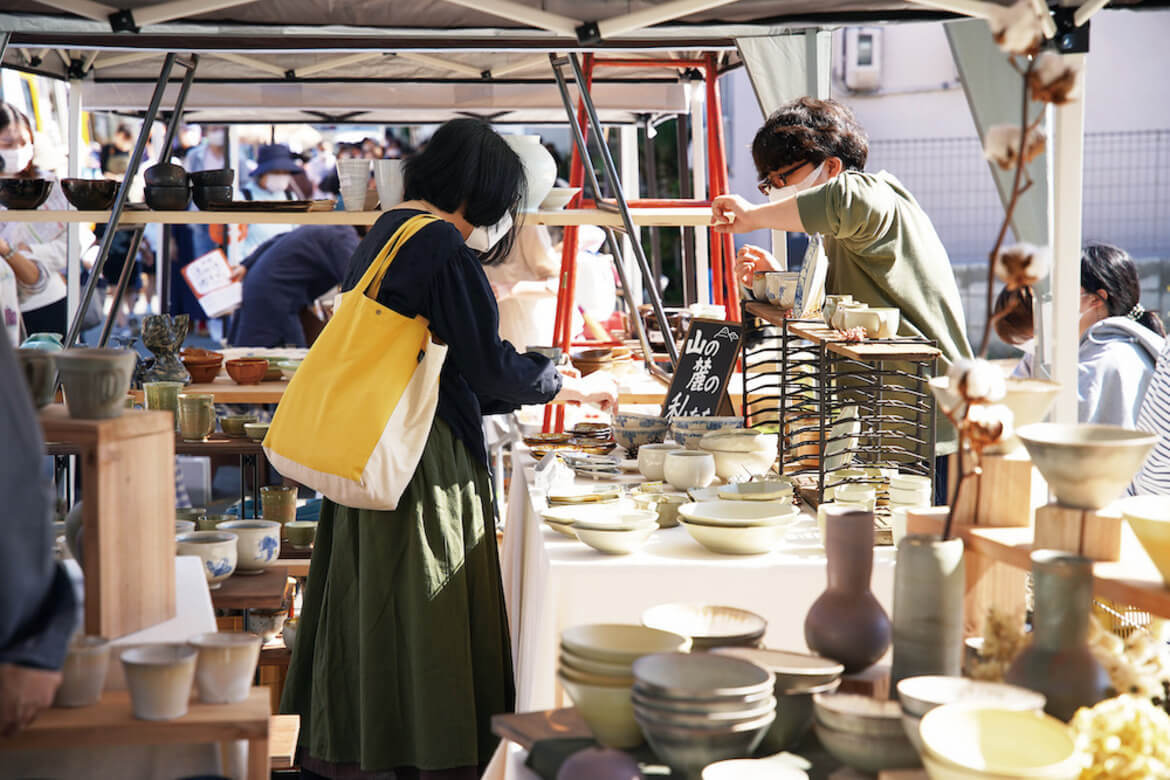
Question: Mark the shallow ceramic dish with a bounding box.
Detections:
[188,631,262,704]
[541,502,636,537]
[640,604,766,650]
[225,357,269,385]
[547,486,625,505]
[574,525,656,555]
[699,429,779,454]
[897,675,1046,753]
[637,442,683,481]
[681,520,787,555]
[558,672,642,749]
[717,480,793,502]
[120,644,198,720]
[566,437,617,455]
[633,652,773,700]
[918,705,1079,779]
[561,624,690,665]
[678,500,797,528]
[1016,423,1158,509]
[570,509,658,532]
[823,405,861,472]
[244,422,270,441]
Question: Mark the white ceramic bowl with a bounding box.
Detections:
[764,271,800,309]
[53,635,111,708]
[663,450,716,491]
[679,500,798,528]
[703,758,809,780]
[640,603,767,650]
[214,519,281,574]
[988,377,1063,453]
[638,442,684,481]
[717,479,792,501]
[918,705,1079,779]
[120,644,198,720]
[188,631,263,704]
[1016,423,1158,509]
[571,509,658,532]
[704,447,777,482]
[574,524,656,555]
[613,412,670,453]
[631,490,689,528]
[889,486,932,506]
[681,520,787,555]
[1117,495,1170,587]
[542,502,637,537]
[897,676,1046,753]
[699,429,779,454]
[174,519,196,536]
[670,416,743,450]
[561,624,691,665]
[558,672,642,748]
[176,531,238,588]
[560,648,634,679]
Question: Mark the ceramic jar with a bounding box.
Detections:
[1006,550,1111,721]
[177,392,216,440]
[55,348,136,420]
[261,485,298,532]
[176,530,238,588]
[189,632,262,704]
[215,519,281,573]
[890,535,965,689]
[141,313,190,383]
[121,644,198,720]
[53,635,111,707]
[662,450,716,492]
[804,506,891,673]
[15,349,57,408]
[504,134,556,211]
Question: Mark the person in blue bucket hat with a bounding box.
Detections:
[231,143,304,266]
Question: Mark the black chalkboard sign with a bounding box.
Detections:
[660,318,743,421]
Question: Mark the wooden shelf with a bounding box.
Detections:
[2,207,712,227]
[744,301,799,327]
[270,714,300,770]
[274,558,311,578]
[210,567,290,611]
[131,376,289,404]
[173,432,265,456]
[786,321,941,362]
[492,707,590,751]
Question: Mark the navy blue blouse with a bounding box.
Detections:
[341,208,562,465]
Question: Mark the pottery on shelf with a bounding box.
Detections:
[53,635,111,708]
[60,178,117,210]
[0,178,53,209]
[1005,550,1111,721]
[1016,423,1158,509]
[261,485,297,530]
[285,520,318,549]
[142,314,191,383]
[176,531,238,589]
[890,534,965,689]
[246,608,288,642]
[177,392,216,441]
[662,450,716,492]
[188,632,262,704]
[224,357,268,385]
[214,519,281,574]
[199,513,236,533]
[143,381,184,427]
[503,134,557,211]
[120,644,198,720]
[20,332,64,351]
[373,159,405,209]
[822,295,853,327]
[55,348,137,420]
[220,414,257,437]
[15,348,57,408]
[804,505,891,673]
[637,442,683,482]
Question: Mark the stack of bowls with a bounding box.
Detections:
[670,416,743,450]
[889,473,932,509]
[190,168,235,210]
[711,647,843,753]
[541,501,637,538]
[144,163,191,210]
[612,412,669,456]
[716,478,793,502]
[641,603,766,650]
[181,348,223,383]
[678,501,798,555]
[558,624,691,748]
[896,676,1046,753]
[632,652,776,776]
[571,348,615,376]
[918,704,1079,779]
[813,693,920,774]
[571,509,659,555]
[699,430,778,481]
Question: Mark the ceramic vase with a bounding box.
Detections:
[1006,550,1111,721]
[890,535,965,691]
[804,505,891,673]
[55,348,136,420]
[16,348,57,408]
[504,134,556,211]
[142,314,190,383]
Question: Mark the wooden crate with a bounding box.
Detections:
[41,406,175,637]
[1034,502,1122,562]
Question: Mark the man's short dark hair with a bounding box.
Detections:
[752,97,869,179]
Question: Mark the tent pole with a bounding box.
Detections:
[159,53,199,156]
[66,52,178,348]
[689,79,710,304]
[706,52,739,321]
[564,52,679,367]
[640,115,664,291]
[96,227,145,347]
[0,32,10,62]
[676,112,697,306]
[66,77,82,328]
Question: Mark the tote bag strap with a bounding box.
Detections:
[351,214,438,302]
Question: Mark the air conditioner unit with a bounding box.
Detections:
[843,27,883,92]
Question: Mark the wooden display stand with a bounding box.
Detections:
[41,405,175,637]
[946,448,1047,527]
[1033,501,1123,562]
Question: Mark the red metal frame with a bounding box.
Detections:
[544,51,737,432]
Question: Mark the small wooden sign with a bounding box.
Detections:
[660,318,743,421]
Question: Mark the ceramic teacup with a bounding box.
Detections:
[177,392,216,441]
[55,348,136,420]
[662,450,717,491]
[830,302,869,331]
[764,271,801,309]
[285,520,318,549]
[822,295,854,327]
[15,349,57,408]
[638,442,684,481]
[841,307,901,339]
[751,271,770,302]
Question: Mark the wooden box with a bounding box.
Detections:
[1034,501,1122,562]
[947,448,1047,528]
[41,406,176,637]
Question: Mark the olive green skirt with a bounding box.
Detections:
[280,418,514,773]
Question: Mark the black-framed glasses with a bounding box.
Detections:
[756,162,808,196]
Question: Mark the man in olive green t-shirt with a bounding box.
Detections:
[712,97,974,500]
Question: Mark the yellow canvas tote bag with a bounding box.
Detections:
[263,214,446,510]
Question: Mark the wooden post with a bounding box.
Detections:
[1034,501,1122,562]
[947,448,1047,527]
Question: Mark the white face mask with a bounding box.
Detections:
[0,144,35,176]
[1015,338,1035,355]
[207,129,227,146]
[262,173,292,193]
[766,161,827,203]
[467,211,514,253]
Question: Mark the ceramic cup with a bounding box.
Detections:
[215,519,281,574]
[638,442,684,481]
[175,519,196,536]
[261,486,298,533]
[176,530,238,589]
[53,635,111,708]
[15,348,57,408]
[177,392,216,441]
[246,608,287,642]
[144,381,183,415]
[764,271,801,309]
[842,307,901,339]
[188,632,262,704]
[283,617,299,650]
[662,450,717,491]
[822,295,854,327]
[373,159,404,210]
[285,520,318,549]
[830,302,869,331]
[55,348,136,420]
[120,644,198,720]
[337,158,371,211]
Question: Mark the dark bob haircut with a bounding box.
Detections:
[1082,241,1165,337]
[992,285,1035,346]
[752,97,869,179]
[402,118,526,265]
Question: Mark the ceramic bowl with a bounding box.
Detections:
[262,358,283,381]
[612,412,669,454]
[143,162,188,187]
[560,648,635,679]
[192,185,233,211]
[175,519,196,536]
[0,178,53,209]
[1118,495,1170,586]
[633,652,773,700]
[214,519,280,573]
[670,416,743,449]
[60,178,117,210]
[918,705,1079,779]
[889,487,932,507]
[244,422,270,441]
[763,271,801,309]
[1016,423,1158,509]
[633,696,776,730]
[561,624,691,665]
[15,348,57,408]
[833,484,877,510]
[198,513,234,533]
[557,672,642,749]
[176,530,238,588]
[560,662,634,689]
[681,520,787,555]
[188,632,262,704]
[220,414,257,437]
[182,355,223,383]
[631,490,689,528]
[813,694,919,774]
[565,508,655,532]
[632,685,774,715]
[541,502,637,537]
[640,604,766,650]
[225,357,269,385]
[678,500,798,528]
[53,635,111,708]
[703,758,809,780]
[662,450,716,491]
[717,480,793,502]
[120,644,198,720]
[282,617,298,650]
[897,675,1046,753]
[55,348,137,420]
[638,442,683,481]
[285,520,318,549]
[988,378,1063,453]
[699,429,778,454]
[176,506,206,524]
[144,184,192,211]
[574,524,656,555]
[539,186,582,210]
[702,446,777,482]
[247,608,287,642]
[636,710,775,777]
[189,168,235,187]
[750,272,769,302]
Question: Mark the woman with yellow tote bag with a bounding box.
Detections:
[279,119,617,780]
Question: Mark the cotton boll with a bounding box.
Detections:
[994,242,1051,289]
[962,403,1014,450]
[1028,50,1085,105]
[983,124,1047,171]
[988,0,1046,55]
[947,359,1007,403]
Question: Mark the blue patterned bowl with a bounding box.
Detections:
[670,416,744,450]
[215,520,281,574]
[176,531,238,589]
[614,413,669,454]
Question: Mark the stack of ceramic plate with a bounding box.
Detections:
[632,652,777,776]
[572,510,659,555]
[641,604,767,650]
[670,416,743,450]
[562,453,623,480]
[678,501,799,555]
[547,485,624,507]
[558,624,690,749]
[813,693,919,774]
[541,501,636,537]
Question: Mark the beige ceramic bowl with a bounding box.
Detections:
[243,422,270,441]
[574,524,656,555]
[120,644,198,720]
[638,442,684,481]
[681,520,787,555]
[176,531,238,588]
[561,623,691,665]
[640,604,766,650]
[717,479,793,502]
[1016,423,1158,509]
[541,502,637,537]
[214,519,281,574]
[1118,495,1170,586]
[679,500,798,528]
[189,632,262,704]
[896,676,1046,754]
[663,450,717,491]
[560,648,635,679]
[918,705,1079,779]
[558,672,643,749]
[631,489,689,528]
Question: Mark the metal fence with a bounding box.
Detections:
[868,130,1170,348]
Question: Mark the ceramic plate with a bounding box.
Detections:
[822,405,860,473]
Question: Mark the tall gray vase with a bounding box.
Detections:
[890,534,965,693]
[1005,550,1111,721]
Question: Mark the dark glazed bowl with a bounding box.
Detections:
[145,185,192,211]
[0,178,53,209]
[192,186,233,211]
[61,178,118,210]
[144,163,188,187]
[189,169,235,187]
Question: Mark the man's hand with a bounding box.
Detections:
[0,663,62,737]
[710,194,758,234]
[734,245,782,287]
[230,265,247,283]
